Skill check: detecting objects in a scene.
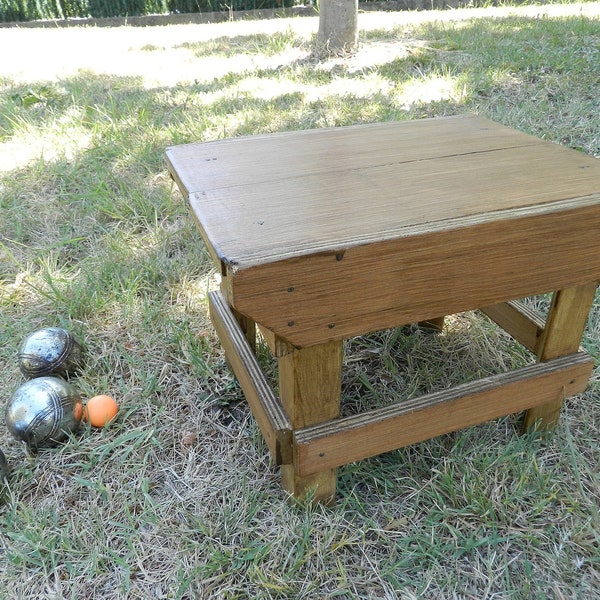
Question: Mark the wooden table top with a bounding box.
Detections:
[166,115,600,271]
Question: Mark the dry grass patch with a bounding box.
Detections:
[1,3,600,598]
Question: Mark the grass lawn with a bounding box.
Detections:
[1,2,600,598]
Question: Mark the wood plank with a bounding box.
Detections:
[166,115,600,270]
[294,353,594,477]
[231,306,256,352]
[208,291,292,464]
[229,200,600,347]
[523,282,598,431]
[278,339,343,503]
[536,282,598,360]
[257,325,295,358]
[188,152,600,270]
[166,115,544,199]
[481,300,545,353]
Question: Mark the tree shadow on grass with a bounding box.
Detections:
[1,15,600,600]
[2,12,599,329]
[2,11,599,320]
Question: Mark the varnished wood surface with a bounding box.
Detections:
[294,352,594,477]
[167,115,600,269]
[208,290,292,464]
[229,201,600,346]
[278,339,343,503]
[522,282,599,430]
[481,301,546,353]
[170,119,600,500]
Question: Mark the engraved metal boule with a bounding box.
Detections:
[5,377,83,449]
[18,327,84,379]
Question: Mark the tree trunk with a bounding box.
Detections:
[317,0,358,55]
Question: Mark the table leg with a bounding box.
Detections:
[418,316,446,332]
[278,339,343,503]
[231,308,256,352]
[522,282,598,431]
[221,307,256,376]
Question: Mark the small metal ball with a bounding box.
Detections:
[5,377,83,449]
[18,327,84,379]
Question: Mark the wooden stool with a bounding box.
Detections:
[166,115,600,503]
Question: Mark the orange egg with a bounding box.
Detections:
[84,394,118,428]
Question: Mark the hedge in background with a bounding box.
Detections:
[0,0,297,21]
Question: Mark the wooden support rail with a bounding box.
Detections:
[294,352,594,477]
[208,290,292,464]
[480,300,545,353]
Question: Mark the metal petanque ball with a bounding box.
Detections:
[5,377,83,449]
[18,327,84,379]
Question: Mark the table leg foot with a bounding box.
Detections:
[281,465,337,505]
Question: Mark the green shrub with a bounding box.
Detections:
[1,0,45,21]
[0,0,297,21]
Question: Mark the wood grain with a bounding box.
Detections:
[166,115,600,270]
[229,199,600,347]
[278,339,343,503]
[522,282,598,430]
[481,300,545,353]
[208,290,292,464]
[294,353,594,476]
[167,115,542,203]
